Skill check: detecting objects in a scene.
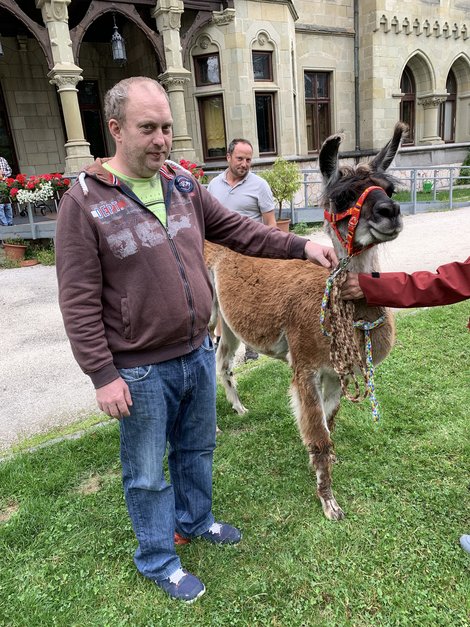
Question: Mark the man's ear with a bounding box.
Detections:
[108,119,122,143]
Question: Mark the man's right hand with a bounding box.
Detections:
[341,272,365,300]
[96,377,132,419]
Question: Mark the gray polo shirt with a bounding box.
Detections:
[207,170,274,223]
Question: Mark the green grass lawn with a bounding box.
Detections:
[394,187,470,203]
[1,303,469,626]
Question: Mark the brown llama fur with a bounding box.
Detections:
[206,123,407,520]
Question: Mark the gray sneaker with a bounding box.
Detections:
[460,535,470,554]
[156,568,205,603]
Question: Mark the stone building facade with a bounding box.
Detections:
[0,0,469,176]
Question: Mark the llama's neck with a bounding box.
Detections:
[345,247,380,273]
[326,223,381,273]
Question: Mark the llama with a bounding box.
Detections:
[205,122,406,520]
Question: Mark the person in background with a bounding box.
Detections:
[0,156,13,226]
[342,257,470,555]
[207,138,277,361]
[56,77,338,603]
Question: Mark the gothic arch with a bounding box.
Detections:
[69,1,164,71]
[448,53,470,94]
[0,0,52,67]
[401,51,434,95]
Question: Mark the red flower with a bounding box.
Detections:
[178,159,204,180]
[9,187,19,198]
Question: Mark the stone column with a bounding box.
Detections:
[153,0,195,162]
[36,0,93,174]
[418,95,447,145]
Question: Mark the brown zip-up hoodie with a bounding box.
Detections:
[56,159,308,389]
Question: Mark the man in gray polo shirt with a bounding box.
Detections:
[207,138,276,226]
[207,138,276,359]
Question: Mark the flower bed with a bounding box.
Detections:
[1,173,71,204]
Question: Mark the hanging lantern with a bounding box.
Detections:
[111,13,127,66]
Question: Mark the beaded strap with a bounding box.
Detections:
[320,258,386,421]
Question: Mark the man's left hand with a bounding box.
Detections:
[304,241,338,269]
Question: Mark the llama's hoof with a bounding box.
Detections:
[321,498,345,521]
[233,402,248,415]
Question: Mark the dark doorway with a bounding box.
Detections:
[0,83,19,174]
[78,80,107,158]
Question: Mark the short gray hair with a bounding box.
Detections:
[227,138,253,155]
[104,77,168,124]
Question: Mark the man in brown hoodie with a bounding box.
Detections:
[56,76,338,603]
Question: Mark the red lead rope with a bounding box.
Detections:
[324,185,387,256]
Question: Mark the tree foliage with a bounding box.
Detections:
[259,158,302,220]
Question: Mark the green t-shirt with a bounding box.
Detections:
[103,163,166,224]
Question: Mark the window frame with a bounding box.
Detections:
[194,53,221,87]
[197,94,227,161]
[438,69,456,143]
[254,91,277,155]
[252,51,273,82]
[304,71,331,153]
[399,67,416,146]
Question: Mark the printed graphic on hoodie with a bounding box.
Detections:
[106,213,193,259]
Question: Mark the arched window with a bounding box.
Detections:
[439,70,456,143]
[192,38,227,161]
[400,67,415,145]
[252,33,277,155]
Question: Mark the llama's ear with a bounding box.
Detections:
[370,122,408,172]
[319,133,343,184]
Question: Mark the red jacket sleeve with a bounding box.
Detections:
[358,256,470,308]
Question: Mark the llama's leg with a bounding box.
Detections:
[291,370,344,521]
[320,370,342,433]
[207,270,219,339]
[217,316,247,415]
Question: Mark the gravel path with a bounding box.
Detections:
[1,207,469,451]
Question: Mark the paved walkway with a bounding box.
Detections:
[1,207,469,451]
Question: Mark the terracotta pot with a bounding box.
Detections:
[276,218,291,233]
[3,243,27,261]
[20,258,39,267]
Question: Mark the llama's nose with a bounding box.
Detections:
[375,199,401,219]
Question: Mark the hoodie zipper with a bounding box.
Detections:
[116,174,198,349]
[163,179,197,347]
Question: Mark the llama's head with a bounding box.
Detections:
[320,122,407,257]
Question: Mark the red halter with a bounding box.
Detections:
[324,185,387,256]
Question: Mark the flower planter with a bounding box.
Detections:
[276,218,291,233]
[20,258,39,267]
[3,242,27,261]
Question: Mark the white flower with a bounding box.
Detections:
[16,181,55,204]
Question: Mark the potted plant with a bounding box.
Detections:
[259,158,302,232]
[2,237,28,261]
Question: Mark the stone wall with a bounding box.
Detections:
[1,37,66,175]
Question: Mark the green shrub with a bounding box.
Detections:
[456,148,470,185]
[259,158,302,220]
[35,241,55,265]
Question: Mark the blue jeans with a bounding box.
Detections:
[0,203,13,226]
[118,334,217,581]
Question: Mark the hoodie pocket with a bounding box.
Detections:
[121,296,132,339]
